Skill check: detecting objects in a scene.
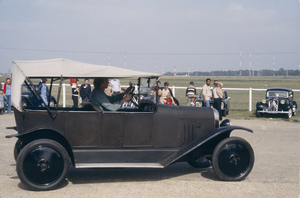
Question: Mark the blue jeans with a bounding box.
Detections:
[205,100,210,107]
[4,95,11,113]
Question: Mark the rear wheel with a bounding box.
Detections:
[22,99,28,107]
[14,139,24,162]
[49,99,55,107]
[16,139,70,190]
[212,137,254,181]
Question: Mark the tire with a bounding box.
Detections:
[222,110,226,117]
[292,105,296,116]
[14,139,24,162]
[212,137,254,181]
[49,99,55,107]
[22,100,28,107]
[286,109,292,119]
[188,157,211,168]
[255,111,261,117]
[16,139,70,191]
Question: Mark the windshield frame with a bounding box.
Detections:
[266,91,288,98]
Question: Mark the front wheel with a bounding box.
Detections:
[212,137,254,181]
[292,105,296,116]
[286,109,292,119]
[16,139,70,190]
[255,110,261,117]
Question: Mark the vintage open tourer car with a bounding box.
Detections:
[194,90,230,117]
[6,59,254,191]
[256,87,297,118]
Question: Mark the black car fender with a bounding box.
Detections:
[6,128,75,166]
[162,125,253,166]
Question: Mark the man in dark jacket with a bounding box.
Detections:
[80,78,91,102]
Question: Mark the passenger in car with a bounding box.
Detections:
[90,78,132,111]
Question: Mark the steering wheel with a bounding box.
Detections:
[125,86,139,107]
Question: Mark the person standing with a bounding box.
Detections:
[202,78,212,107]
[110,78,121,96]
[3,78,12,114]
[160,82,175,105]
[212,80,223,122]
[80,78,91,102]
[38,78,49,107]
[186,81,198,106]
[72,79,80,108]
[104,80,113,96]
[0,89,4,115]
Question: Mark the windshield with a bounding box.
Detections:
[267,91,288,98]
[139,78,158,103]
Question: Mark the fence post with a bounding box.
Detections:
[172,86,175,97]
[249,87,252,111]
[63,83,66,107]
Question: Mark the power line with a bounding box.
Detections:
[0,47,299,56]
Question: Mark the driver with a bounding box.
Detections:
[90,77,132,111]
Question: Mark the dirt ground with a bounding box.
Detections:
[0,114,299,198]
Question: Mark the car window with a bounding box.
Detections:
[267,91,288,98]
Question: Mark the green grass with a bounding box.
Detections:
[1,75,300,121]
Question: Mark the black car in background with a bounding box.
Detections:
[21,84,56,107]
[256,87,297,118]
[194,90,230,117]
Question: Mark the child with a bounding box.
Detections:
[164,93,174,105]
[0,89,5,115]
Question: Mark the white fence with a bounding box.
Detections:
[168,86,300,112]
[2,83,299,111]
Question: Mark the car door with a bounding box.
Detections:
[122,111,155,147]
[98,111,155,148]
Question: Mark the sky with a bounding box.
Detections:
[0,0,299,74]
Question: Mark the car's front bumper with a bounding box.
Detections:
[256,110,289,114]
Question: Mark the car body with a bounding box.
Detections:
[194,90,230,117]
[6,59,254,190]
[21,83,57,107]
[256,87,297,118]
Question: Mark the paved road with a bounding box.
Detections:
[0,114,299,198]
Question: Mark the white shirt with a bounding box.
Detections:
[213,87,220,99]
[110,79,120,92]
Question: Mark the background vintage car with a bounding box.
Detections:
[194,90,230,117]
[256,87,297,118]
[21,83,57,107]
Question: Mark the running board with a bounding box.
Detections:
[75,163,164,168]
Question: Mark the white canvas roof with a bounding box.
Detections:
[12,58,161,111]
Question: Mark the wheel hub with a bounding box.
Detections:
[229,154,240,166]
[38,159,50,172]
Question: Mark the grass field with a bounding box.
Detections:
[1,75,299,121]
